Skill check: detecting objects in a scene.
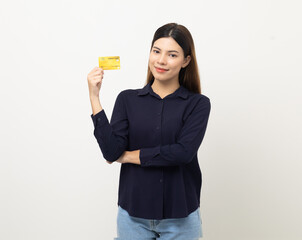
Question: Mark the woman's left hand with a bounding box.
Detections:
[106,150,141,165]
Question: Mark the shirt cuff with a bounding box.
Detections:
[90,110,109,128]
[139,146,160,167]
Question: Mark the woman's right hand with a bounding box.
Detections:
[87,67,104,98]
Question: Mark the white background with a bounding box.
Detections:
[0,0,301,239]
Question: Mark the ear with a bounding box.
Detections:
[182,55,191,68]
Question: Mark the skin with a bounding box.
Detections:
[87,37,191,165]
[148,37,191,98]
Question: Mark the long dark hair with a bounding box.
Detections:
[146,23,201,94]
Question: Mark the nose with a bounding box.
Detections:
[157,53,167,65]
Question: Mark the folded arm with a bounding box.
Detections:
[138,97,211,167]
[91,93,211,167]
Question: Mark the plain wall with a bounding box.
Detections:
[0,0,301,239]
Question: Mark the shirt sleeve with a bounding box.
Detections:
[139,97,211,167]
[90,91,128,162]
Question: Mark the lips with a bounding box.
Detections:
[155,67,168,72]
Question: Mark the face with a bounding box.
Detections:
[148,37,191,84]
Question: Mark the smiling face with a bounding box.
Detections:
[148,37,191,84]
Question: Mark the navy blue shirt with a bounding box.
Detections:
[90,80,211,220]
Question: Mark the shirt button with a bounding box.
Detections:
[160,179,163,183]
[157,113,161,116]
[156,126,160,130]
[97,118,101,122]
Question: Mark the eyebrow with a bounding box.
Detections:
[153,46,179,53]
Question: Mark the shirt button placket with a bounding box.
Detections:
[158,101,164,185]
[160,168,164,183]
[156,100,163,131]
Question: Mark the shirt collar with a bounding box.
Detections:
[137,81,189,99]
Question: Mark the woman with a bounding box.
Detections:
[87,23,211,240]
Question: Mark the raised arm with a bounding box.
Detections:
[87,66,104,115]
[88,67,128,162]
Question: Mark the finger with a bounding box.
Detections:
[94,70,104,76]
[92,73,101,78]
[95,73,103,78]
[94,76,102,82]
[90,67,99,74]
[106,161,112,164]
[95,67,104,73]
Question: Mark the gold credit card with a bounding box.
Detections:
[98,56,120,70]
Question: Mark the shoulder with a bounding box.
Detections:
[117,89,132,97]
[198,94,210,108]
[186,89,210,104]
[196,93,210,102]
[117,88,141,97]
[116,86,144,101]
[186,91,211,113]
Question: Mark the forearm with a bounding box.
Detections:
[116,150,141,165]
[90,95,103,116]
[126,150,141,165]
[92,110,128,162]
[139,144,195,167]
[90,92,129,163]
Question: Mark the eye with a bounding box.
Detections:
[170,54,177,58]
[153,50,160,53]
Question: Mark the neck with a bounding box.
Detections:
[151,79,180,99]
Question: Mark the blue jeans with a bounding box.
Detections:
[115,206,203,240]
